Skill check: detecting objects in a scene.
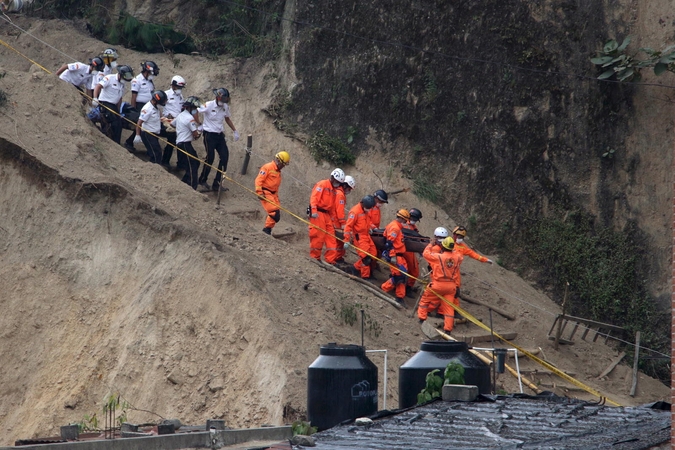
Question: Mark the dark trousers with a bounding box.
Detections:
[162,131,177,167]
[199,131,229,188]
[141,130,162,164]
[125,102,146,146]
[100,101,122,144]
[178,142,199,189]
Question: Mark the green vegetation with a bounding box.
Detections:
[590,36,675,81]
[336,303,382,338]
[412,174,440,203]
[106,13,194,54]
[417,362,465,404]
[292,420,317,436]
[308,131,356,166]
[77,393,130,432]
[527,213,667,379]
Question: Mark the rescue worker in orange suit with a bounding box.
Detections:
[334,175,355,263]
[418,237,463,334]
[402,208,423,296]
[380,209,411,304]
[451,226,493,298]
[255,151,290,235]
[368,189,388,231]
[343,195,377,279]
[309,168,345,264]
[368,189,388,273]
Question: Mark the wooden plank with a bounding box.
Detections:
[568,322,580,340]
[596,352,625,379]
[580,325,590,341]
[547,315,560,336]
[555,314,625,333]
[630,331,641,397]
[456,332,517,345]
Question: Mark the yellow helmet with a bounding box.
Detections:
[441,236,455,251]
[452,226,467,237]
[396,209,411,220]
[275,151,290,164]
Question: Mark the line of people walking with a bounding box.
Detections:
[57,49,239,192]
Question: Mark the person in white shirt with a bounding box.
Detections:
[87,48,117,99]
[134,90,167,164]
[92,65,134,144]
[197,88,240,192]
[56,57,104,93]
[161,75,187,169]
[171,96,203,189]
[125,61,159,150]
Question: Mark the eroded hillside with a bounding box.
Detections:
[0,16,669,445]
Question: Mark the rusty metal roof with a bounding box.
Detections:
[312,396,670,449]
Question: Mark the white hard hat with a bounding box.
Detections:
[434,227,449,238]
[331,168,346,183]
[344,175,355,189]
[171,75,186,87]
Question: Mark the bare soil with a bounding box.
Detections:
[0,16,669,445]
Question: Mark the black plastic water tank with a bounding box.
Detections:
[398,341,490,408]
[307,343,378,430]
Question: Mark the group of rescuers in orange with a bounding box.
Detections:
[254,154,493,335]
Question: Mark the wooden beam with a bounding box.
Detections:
[596,352,625,379]
[456,332,517,345]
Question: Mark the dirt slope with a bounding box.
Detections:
[0,17,668,444]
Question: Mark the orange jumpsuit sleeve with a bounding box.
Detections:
[310,179,333,215]
[334,189,347,228]
[457,243,489,262]
[254,162,273,195]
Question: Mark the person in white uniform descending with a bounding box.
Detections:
[197,88,240,192]
[161,75,187,170]
[93,65,134,144]
[125,61,159,150]
[134,90,167,164]
[56,57,104,93]
[171,96,203,189]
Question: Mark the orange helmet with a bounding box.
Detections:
[396,209,411,220]
[453,226,467,237]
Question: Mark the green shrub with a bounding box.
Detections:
[412,174,440,203]
[308,131,355,166]
[417,362,466,404]
[292,420,317,436]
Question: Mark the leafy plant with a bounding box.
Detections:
[107,12,194,54]
[336,303,381,337]
[345,126,358,145]
[444,362,465,385]
[417,362,466,404]
[590,36,675,81]
[77,413,99,432]
[77,393,130,432]
[417,369,443,404]
[307,131,355,166]
[423,69,438,103]
[292,420,317,436]
[601,148,615,159]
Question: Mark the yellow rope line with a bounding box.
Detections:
[0,38,52,73]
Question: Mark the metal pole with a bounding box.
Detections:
[489,308,496,394]
[366,349,388,411]
[361,309,365,348]
[241,134,252,175]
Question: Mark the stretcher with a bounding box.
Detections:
[335,229,430,253]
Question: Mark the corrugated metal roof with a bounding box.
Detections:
[312,396,670,449]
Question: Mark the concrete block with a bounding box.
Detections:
[206,419,227,431]
[157,423,175,435]
[60,424,79,440]
[442,384,479,402]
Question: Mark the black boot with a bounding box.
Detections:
[262,227,272,235]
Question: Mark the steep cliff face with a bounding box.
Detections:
[282,0,671,309]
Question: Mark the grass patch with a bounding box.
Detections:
[412,174,440,203]
[308,130,355,166]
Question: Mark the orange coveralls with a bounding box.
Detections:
[380,219,408,299]
[454,242,489,288]
[343,203,377,278]
[418,243,463,332]
[402,222,420,289]
[368,203,383,230]
[255,160,282,230]
[309,179,339,264]
[333,186,348,261]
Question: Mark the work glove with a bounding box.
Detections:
[233,130,240,141]
[382,250,391,263]
[92,98,99,107]
[487,259,494,264]
[133,135,142,145]
[310,213,318,219]
[343,242,351,250]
